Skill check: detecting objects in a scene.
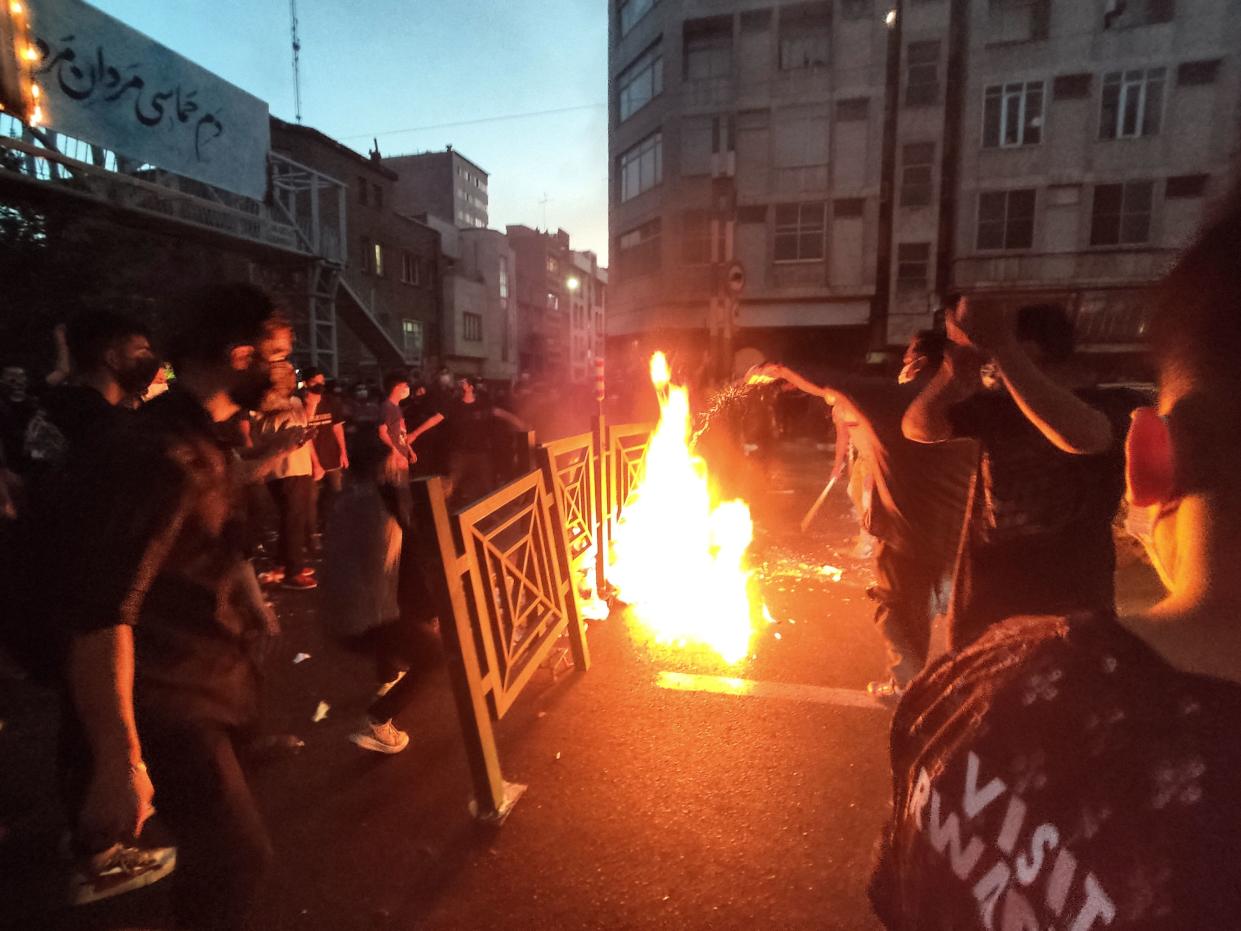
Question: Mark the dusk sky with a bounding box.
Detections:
[89,0,611,263]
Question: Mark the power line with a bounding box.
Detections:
[339,103,606,141]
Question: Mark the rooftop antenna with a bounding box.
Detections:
[539,192,551,230]
[289,0,303,123]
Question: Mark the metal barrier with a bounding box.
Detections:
[413,416,654,822]
[411,471,589,821]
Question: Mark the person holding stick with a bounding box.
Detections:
[752,331,975,699]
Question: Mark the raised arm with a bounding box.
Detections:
[902,345,981,444]
[950,300,1112,455]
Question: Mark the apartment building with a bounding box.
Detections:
[384,147,490,230]
[271,118,444,376]
[608,0,1241,370]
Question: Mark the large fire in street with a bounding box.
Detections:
[608,352,762,664]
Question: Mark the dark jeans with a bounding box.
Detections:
[143,720,273,931]
[267,475,313,575]
[872,539,945,687]
[314,469,345,534]
[365,617,442,723]
[59,711,272,931]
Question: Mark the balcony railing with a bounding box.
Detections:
[953,248,1178,290]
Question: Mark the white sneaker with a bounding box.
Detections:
[348,718,410,754]
[68,842,177,906]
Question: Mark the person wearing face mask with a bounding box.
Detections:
[871,190,1241,931]
[22,312,160,472]
[748,330,977,700]
[56,284,289,930]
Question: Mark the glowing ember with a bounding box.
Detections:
[609,352,763,664]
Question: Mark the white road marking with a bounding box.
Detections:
[656,671,887,711]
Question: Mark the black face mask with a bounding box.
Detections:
[229,361,275,411]
[305,384,325,395]
[116,356,162,396]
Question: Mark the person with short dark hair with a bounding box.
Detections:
[377,370,415,486]
[59,283,289,930]
[871,190,1241,931]
[751,330,976,698]
[903,300,1141,649]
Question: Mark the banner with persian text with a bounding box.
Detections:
[28,0,270,200]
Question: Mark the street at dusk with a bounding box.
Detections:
[2,0,1240,929]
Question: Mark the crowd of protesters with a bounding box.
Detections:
[4,185,1241,929]
[0,286,538,928]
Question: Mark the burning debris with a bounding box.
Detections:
[609,353,766,665]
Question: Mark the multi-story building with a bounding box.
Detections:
[270,118,444,377]
[608,0,888,373]
[384,147,490,230]
[507,225,582,381]
[945,0,1241,364]
[608,0,1241,372]
[567,251,608,383]
[428,217,519,384]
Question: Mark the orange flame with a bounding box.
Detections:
[609,352,760,664]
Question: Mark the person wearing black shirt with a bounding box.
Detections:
[904,301,1138,650]
[871,190,1241,931]
[61,284,290,931]
[301,367,349,535]
[753,331,976,699]
[409,376,527,506]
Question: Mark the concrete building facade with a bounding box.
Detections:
[608,0,1241,371]
[430,218,519,384]
[271,119,444,378]
[505,226,607,384]
[384,147,490,230]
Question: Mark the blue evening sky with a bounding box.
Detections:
[88,0,610,263]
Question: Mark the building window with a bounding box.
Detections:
[546,292,559,311]
[1177,59,1221,86]
[773,201,826,262]
[835,97,870,121]
[840,0,870,19]
[682,209,716,264]
[498,260,509,304]
[834,197,864,218]
[361,236,373,273]
[977,189,1036,250]
[1104,0,1174,29]
[983,81,1044,147]
[986,0,1050,44]
[896,243,931,292]
[401,250,417,284]
[372,242,385,277]
[1100,68,1165,140]
[357,177,369,205]
[617,218,662,279]
[900,143,935,207]
[904,41,940,107]
[778,4,831,71]
[619,0,656,37]
[684,21,733,81]
[619,132,663,202]
[402,319,424,360]
[618,41,663,122]
[547,256,559,274]
[372,184,383,209]
[1166,174,1208,198]
[463,312,483,342]
[1090,181,1154,246]
[1052,72,1092,99]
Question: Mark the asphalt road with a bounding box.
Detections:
[0,438,1161,930]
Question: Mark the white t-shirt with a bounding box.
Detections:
[256,396,313,479]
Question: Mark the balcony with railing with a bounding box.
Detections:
[953,248,1178,291]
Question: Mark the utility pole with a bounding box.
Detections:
[871,0,903,352]
[289,0,303,124]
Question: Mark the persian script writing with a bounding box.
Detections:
[35,33,224,160]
